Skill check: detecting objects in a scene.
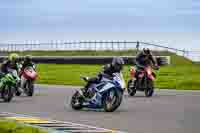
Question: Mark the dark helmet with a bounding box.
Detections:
[24,55,32,62]
[112,57,125,72]
[143,48,151,55]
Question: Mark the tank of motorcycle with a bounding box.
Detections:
[113,72,126,89]
[7,69,20,81]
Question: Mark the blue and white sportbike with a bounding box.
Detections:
[70,72,126,112]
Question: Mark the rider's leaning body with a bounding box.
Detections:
[0,53,20,74]
[82,57,125,97]
[135,48,158,72]
[21,55,35,71]
[0,53,20,89]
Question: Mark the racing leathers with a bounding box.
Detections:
[82,63,122,97]
[135,51,158,78]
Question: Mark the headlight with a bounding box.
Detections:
[147,69,152,75]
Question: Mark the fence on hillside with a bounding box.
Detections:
[0,41,199,61]
[186,51,200,62]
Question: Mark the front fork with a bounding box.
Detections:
[129,78,136,89]
[143,75,154,90]
[136,74,148,89]
[20,76,27,89]
[143,74,148,89]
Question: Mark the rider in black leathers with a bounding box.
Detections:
[82,57,124,97]
[20,55,35,73]
[135,48,158,77]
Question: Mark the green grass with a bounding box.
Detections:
[155,65,200,90]
[36,64,200,90]
[170,54,192,65]
[0,119,49,133]
[3,50,192,65]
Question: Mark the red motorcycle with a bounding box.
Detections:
[16,66,37,96]
[127,65,159,97]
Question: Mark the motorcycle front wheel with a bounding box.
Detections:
[102,89,123,112]
[71,91,83,110]
[24,80,34,96]
[145,80,154,97]
[1,85,14,102]
[127,80,136,96]
[15,89,22,96]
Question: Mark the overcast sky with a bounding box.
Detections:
[0,0,200,50]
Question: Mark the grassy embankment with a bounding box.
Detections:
[0,119,49,133]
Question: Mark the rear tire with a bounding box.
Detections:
[127,80,136,96]
[1,86,14,102]
[145,80,154,97]
[71,91,83,110]
[102,89,123,112]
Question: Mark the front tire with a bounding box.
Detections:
[71,91,83,110]
[145,80,154,97]
[102,89,123,112]
[1,86,14,102]
[25,80,34,96]
[15,90,22,96]
[127,80,136,96]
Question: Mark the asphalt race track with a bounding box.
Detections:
[0,84,200,133]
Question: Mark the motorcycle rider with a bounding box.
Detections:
[20,55,35,72]
[135,48,158,78]
[82,57,125,97]
[19,55,36,90]
[0,53,20,74]
[0,53,20,89]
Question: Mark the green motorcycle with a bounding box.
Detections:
[0,70,20,102]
